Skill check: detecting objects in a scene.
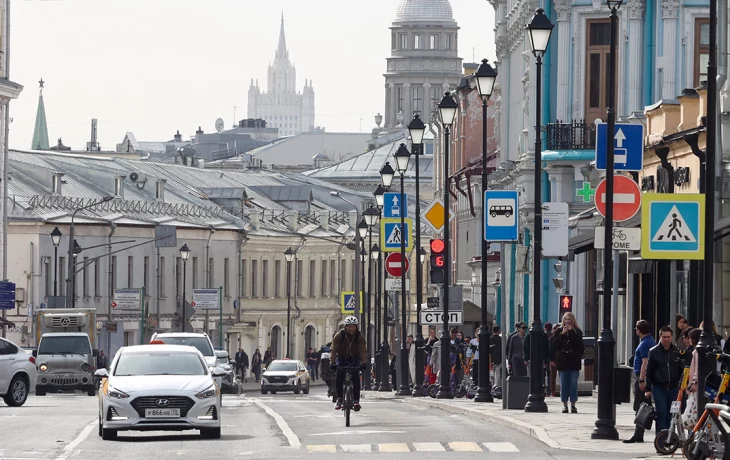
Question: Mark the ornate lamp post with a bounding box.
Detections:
[393,143,412,396]
[436,92,458,400]
[284,247,295,359]
[378,162,395,392]
[371,242,381,389]
[524,7,553,413]
[474,58,497,403]
[179,243,191,332]
[51,227,62,298]
[363,205,379,390]
[357,218,368,330]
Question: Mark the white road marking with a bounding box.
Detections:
[483,442,520,452]
[54,421,96,460]
[378,443,410,452]
[309,430,406,436]
[251,399,301,448]
[413,442,446,451]
[341,444,372,453]
[449,441,482,452]
[306,445,337,453]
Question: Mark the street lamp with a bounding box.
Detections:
[393,143,412,396]
[379,162,395,190]
[371,242,381,386]
[179,243,191,332]
[51,227,62,298]
[359,247,367,353]
[592,0,622,439]
[374,185,386,208]
[436,92,457,400]
[363,206,379,391]
[474,57,498,405]
[284,247,295,359]
[524,7,553,414]
[71,240,82,308]
[408,113,427,398]
[330,191,363,315]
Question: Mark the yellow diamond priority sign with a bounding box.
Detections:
[422,198,455,233]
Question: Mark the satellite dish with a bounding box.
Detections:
[215,118,224,133]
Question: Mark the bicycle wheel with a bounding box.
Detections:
[455,383,467,398]
[344,381,352,427]
[654,429,680,455]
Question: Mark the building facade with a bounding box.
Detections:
[247,15,315,137]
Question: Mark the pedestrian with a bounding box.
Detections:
[682,327,695,355]
[407,334,416,385]
[450,328,466,384]
[306,347,317,381]
[489,325,502,388]
[624,320,656,444]
[675,315,689,351]
[550,323,561,396]
[470,330,480,387]
[644,326,685,439]
[507,322,528,377]
[551,313,584,413]
[505,322,523,375]
[235,347,249,382]
[251,348,263,382]
[263,347,273,367]
[97,350,108,370]
[313,346,322,380]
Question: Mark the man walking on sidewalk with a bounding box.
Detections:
[624,320,656,443]
[644,326,684,436]
[489,325,502,388]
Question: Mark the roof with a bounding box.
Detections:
[395,0,454,22]
[122,344,202,353]
[247,132,371,166]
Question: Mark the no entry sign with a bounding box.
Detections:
[385,252,409,277]
[595,175,641,222]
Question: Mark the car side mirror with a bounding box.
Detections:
[32,350,37,358]
[211,367,227,378]
[92,349,99,358]
[94,368,109,379]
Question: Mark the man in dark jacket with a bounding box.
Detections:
[489,325,502,387]
[330,316,367,411]
[235,348,249,382]
[644,326,685,434]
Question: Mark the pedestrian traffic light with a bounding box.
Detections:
[429,238,446,284]
[559,295,573,314]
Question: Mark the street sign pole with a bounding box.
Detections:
[396,171,410,396]
[413,142,425,397]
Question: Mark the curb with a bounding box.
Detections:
[403,398,562,449]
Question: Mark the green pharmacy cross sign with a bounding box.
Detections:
[576,182,595,203]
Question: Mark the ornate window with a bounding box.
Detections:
[694,18,710,87]
[430,34,439,50]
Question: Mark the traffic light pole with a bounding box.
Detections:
[437,124,454,400]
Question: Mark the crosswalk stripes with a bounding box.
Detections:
[305,441,520,453]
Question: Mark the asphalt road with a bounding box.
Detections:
[1,385,644,459]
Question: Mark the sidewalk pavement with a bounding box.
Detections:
[365,390,664,459]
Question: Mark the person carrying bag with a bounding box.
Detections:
[634,397,656,430]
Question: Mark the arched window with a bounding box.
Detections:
[304,325,316,353]
[271,325,282,359]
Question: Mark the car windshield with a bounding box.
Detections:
[38,336,91,355]
[266,362,298,372]
[156,337,214,357]
[217,357,228,365]
[114,352,207,376]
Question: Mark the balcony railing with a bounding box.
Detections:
[546,120,596,150]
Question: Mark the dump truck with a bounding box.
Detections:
[33,308,98,396]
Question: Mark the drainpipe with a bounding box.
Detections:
[107,222,116,357]
[643,0,655,106]
[290,238,306,359]
[336,242,346,325]
[509,242,517,329]
[716,0,728,323]
[156,246,161,333]
[523,229,531,324]
[236,231,249,324]
[204,227,215,334]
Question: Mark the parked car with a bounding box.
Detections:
[261,360,310,395]
[214,350,239,394]
[0,337,37,406]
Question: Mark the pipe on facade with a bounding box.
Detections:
[107,221,116,356]
[336,242,346,325]
[643,0,655,106]
[292,239,306,322]
[236,231,249,323]
[204,227,215,333]
[509,241,517,328]
[523,228,531,325]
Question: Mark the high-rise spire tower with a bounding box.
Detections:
[31,78,50,150]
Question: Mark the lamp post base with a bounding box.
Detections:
[373,350,381,390]
[436,387,455,399]
[363,366,372,391]
[412,335,425,397]
[474,326,494,402]
[396,348,411,396]
[525,321,547,413]
[378,342,392,392]
[591,328,618,440]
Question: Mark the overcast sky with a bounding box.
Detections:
[9,0,496,150]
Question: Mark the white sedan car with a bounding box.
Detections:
[0,337,36,406]
[261,360,310,394]
[95,344,225,440]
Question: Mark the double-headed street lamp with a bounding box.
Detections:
[407,114,427,397]
[284,247,295,359]
[474,58,498,404]
[592,0,622,438]
[180,244,191,332]
[378,162,394,392]
[363,205,380,391]
[394,143,412,396]
[524,8,553,413]
[436,92,458,400]
[51,227,62,298]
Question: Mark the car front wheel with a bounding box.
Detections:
[294,380,301,394]
[101,427,117,441]
[201,427,221,439]
[4,375,29,407]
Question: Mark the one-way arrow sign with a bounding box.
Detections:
[595,123,644,172]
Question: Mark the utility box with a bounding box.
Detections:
[614,366,633,404]
[505,375,529,409]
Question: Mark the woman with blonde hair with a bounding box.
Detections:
[550,312,585,413]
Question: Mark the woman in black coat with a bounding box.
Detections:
[551,312,585,413]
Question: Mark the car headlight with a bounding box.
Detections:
[106,386,130,400]
[196,384,218,399]
[81,363,90,372]
[223,364,231,371]
[39,364,48,372]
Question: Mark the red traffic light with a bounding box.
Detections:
[559,295,573,313]
[430,239,445,253]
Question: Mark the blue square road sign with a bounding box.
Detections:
[383,192,408,219]
[595,123,644,171]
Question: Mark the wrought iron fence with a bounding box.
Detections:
[545,120,596,150]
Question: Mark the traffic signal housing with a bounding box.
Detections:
[429,238,446,284]
[559,295,573,314]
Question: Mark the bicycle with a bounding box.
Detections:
[455,354,476,399]
[338,365,361,427]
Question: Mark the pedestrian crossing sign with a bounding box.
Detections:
[380,217,413,253]
[641,193,705,260]
[340,291,363,314]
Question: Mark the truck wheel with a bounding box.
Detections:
[87,387,96,397]
[35,386,46,396]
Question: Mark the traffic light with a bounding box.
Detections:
[429,238,446,284]
[559,295,573,314]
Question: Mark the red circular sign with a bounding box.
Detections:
[594,175,641,222]
[385,252,410,277]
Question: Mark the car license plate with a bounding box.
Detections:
[670,401,681,414]
[271,382,284,386]
[145,408,180,418]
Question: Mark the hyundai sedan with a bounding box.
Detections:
[96,344,225,440]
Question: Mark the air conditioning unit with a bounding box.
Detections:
[128,172,147,183]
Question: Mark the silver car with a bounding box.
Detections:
[260,360,310,395]
[95,344,225,440]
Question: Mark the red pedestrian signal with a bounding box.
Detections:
[429,239,446,284]
[559,295,573,314]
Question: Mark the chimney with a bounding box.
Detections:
[196,126,203,135]
[155,179,166,202]
[114,176,125,199]
[51,172,63,196]
[287,211,298,229]
[174,130,182,142]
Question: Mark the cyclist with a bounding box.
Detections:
[330,316,368,411]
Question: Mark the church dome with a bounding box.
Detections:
[395,0,454,22]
